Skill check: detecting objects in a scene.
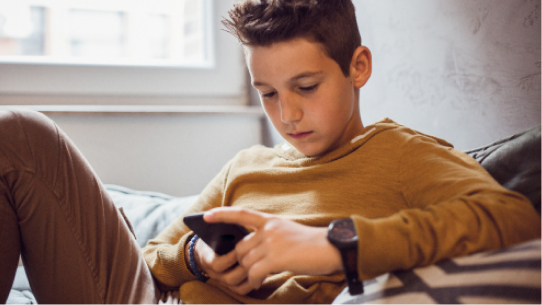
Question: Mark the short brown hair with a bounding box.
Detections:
[222,0,362,76]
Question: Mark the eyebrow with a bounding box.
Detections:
[252,71,324,87]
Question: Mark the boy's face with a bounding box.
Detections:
[246,38,369,157]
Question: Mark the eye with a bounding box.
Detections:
[299,84,319,92]
[261,91,277,99]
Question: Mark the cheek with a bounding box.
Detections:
[262,101,284,130]
[313,94,355,130]
[311,93,350,119]
[330,87,356,118]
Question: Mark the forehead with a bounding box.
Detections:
[244,38,335,82]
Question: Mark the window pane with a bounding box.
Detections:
[144,14,169,59]
[21,7,45,55]
[183,0,205,62]
[70,9,125,58]
[0,0,210,66]
[0,6,45,56]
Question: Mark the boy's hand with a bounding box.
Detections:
[204,207,343,291]
[191,238,254,295]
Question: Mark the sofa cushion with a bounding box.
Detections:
[6,289,36,305]
[105,184,198,248]
[332,238,541,304]
[464,126,541,214]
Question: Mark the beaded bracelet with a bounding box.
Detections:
[189,234,209,282]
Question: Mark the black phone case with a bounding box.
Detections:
[183,212,249,255]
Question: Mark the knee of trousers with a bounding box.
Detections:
[0,109,61,174]
[0,109,58,136]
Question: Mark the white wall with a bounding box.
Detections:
[353,0,541,150]
[47,113,262,197]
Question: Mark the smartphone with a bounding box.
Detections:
[183,212,250,255]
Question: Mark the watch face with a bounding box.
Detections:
[329,218,357,242]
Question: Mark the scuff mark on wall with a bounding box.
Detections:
[519,73,541,91]
[469,6,489,35]
[523,1,540,27]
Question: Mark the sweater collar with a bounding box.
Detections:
[274,118,400,165]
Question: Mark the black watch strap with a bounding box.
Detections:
[341,248,363,294]
[327,218,364,295]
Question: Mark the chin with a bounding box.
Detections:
[296,145,326,158]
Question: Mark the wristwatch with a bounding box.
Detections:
[327,217,363,295]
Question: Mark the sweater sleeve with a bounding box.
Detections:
[353,134,541,279]
[141,159,233,290]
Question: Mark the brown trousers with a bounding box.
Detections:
[0,110,161,303]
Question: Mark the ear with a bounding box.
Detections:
[349,46,372,89]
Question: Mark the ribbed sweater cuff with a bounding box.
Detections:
[352,214,411,280]
[176,232,199,282]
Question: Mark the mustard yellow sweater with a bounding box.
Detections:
[142,118,541,304]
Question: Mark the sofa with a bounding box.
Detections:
[7,126,541,304]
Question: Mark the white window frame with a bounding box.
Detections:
[0,0,246,103]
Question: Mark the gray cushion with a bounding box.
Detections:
[6,289,36,305]
[106,184,198,247]
[6,267,35,304]
[465,126,541,214]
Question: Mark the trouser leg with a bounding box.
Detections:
[0,178,20,303]
[0,110,160,304]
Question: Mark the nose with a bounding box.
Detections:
[279,93,303,124]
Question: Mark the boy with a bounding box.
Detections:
[0,0,539,304]
[142,0,540,303]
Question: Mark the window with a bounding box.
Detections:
[0,0,245,102]
[0,0,210,66]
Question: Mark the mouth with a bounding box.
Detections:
[288,131,313,140]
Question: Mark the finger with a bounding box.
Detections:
[202,249,238,275]
[203,207,269,230]
[234,231,266,268]
[210,248,239,273]
[238,243,267,271]
[197,240,237,275]
[234,231,259,259]
[247,261,271,290]
[219,264,248,287]
[226,279,258,296]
